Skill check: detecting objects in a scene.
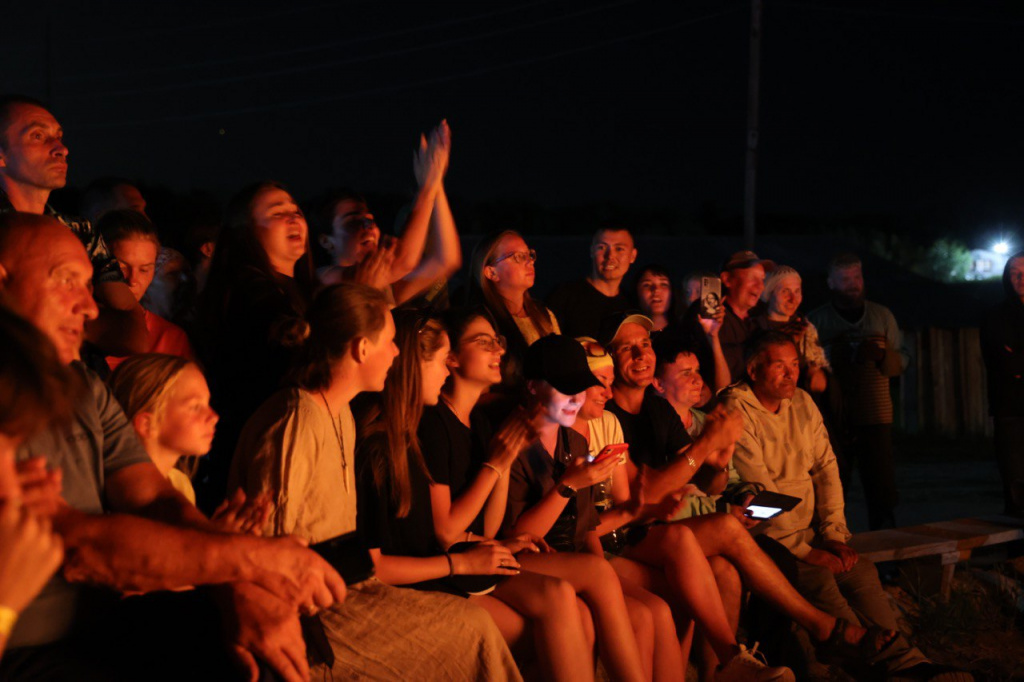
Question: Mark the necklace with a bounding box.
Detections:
[318,391,350,492]
[440,394,469,427]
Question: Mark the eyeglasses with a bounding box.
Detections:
[461,333,507,352]
[490,249,537,267]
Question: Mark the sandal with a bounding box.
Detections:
[818,618,899,666]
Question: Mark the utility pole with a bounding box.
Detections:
[743,0,762,249]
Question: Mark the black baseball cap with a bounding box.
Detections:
[524,335,602,395]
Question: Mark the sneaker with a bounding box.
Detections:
[715,643,796,682]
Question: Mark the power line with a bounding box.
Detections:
[66,0,553,82]
[77,0,641,98]
[76,3,744,130]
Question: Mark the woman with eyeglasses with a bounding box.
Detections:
[468,231,560,392]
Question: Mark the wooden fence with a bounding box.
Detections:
[899,327,992,437]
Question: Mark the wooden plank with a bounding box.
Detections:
[849,530,958,562]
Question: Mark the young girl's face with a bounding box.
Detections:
[578,365,614,421]
[637,272,671,318]
[250,187,308,276]
[534,381,586,428]
[158,364,219,457]
[450,316,505,387]
[111,236,158,303]
[420,332,451,406]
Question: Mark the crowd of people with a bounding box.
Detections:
[0,93,985,681]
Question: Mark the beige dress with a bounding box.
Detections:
[229,388,521,681]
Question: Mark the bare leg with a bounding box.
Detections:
[620,577,686,682]
[622,523,740,664]
[694,557,742,682]
[484,570,594,682]
[624,595,655,680]
[681,514,856,643]
[519,552,647,682]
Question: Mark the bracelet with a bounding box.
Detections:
[0,605,18,639]
[481,463,502,479]
[556,481,577,499]
[444,552,455,577]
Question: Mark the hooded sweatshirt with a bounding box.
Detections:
[727,382,850,559]
[980,253,1024,418]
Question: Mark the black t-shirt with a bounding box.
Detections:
[682,301,758,389]
[546,278,631,340]
[418,403,488,536]
[606,389,693,469]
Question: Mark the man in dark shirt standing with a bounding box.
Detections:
[981,252,1024,516]
[684,251,771,392]
[547,225,637,338]
[0,94,147,357]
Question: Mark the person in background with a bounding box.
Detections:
[680,271,713,316]
[807,253,907,530]
[547,225,637,339]
[316,120,461,306]
[635,264,681,333]
[468,230,559,392]
[81,177,147,224]
[0,94,147,357]
[98,210,194,372]
[756,266,829,394]
[980,251,1024,516]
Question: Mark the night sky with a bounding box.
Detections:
[5,0,1023,244]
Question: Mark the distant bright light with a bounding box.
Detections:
[993,241,1010,255]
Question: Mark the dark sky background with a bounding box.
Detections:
[5,0,1023,246]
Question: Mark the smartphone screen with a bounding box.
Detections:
[699,277,722,319]
[747,505,783,520]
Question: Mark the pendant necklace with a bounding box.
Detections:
[319,391,350,491]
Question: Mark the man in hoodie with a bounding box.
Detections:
[980,252,1024,516]
[728,331,954,680]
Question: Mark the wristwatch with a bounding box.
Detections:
[556,481,577,499]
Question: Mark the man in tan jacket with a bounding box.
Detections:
[728,331,965,681]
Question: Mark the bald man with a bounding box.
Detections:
[0,213,344,682]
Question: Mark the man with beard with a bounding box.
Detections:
[807,253,907,530]
[980,252,1024,516]
[546,226,637,339]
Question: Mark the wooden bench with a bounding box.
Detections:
[848,515,1024,598]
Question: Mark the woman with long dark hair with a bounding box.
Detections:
[229,283,518,680]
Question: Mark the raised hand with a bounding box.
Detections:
[348,235,397,290]
[412,119,451,189]
[698,405,743,453]
[698,304,726,338]
[487,406,540,473]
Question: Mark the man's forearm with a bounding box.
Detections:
[86,282,149,355]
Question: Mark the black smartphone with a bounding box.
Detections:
[310,532,375,585]
[699,277,722,319]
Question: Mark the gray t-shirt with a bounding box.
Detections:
[10,362,151,648]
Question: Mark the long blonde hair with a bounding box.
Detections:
[109,354,201,478]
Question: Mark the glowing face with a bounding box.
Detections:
[637,272,671,318]
[1,223,99,364]
[579,364,614,421]
[156,364,219,457]
[611,322,656,389]
[534,381,586,428]
[450,316,505,387]
[327,198,380,268]
[750,343,800,403]
[486,233,535,293]
[420,332,451,406]
[250,188,307,277]
[363,311,400,392]
[722,264,765,312]
[1009,258,1024,301]
[111,237,158,302]
[767,273,802,320]
[654,352,703,410]
[828,264,865,304]
[0,103,68,191]
[591,229,637,283]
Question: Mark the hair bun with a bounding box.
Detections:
[275,318,312,348]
